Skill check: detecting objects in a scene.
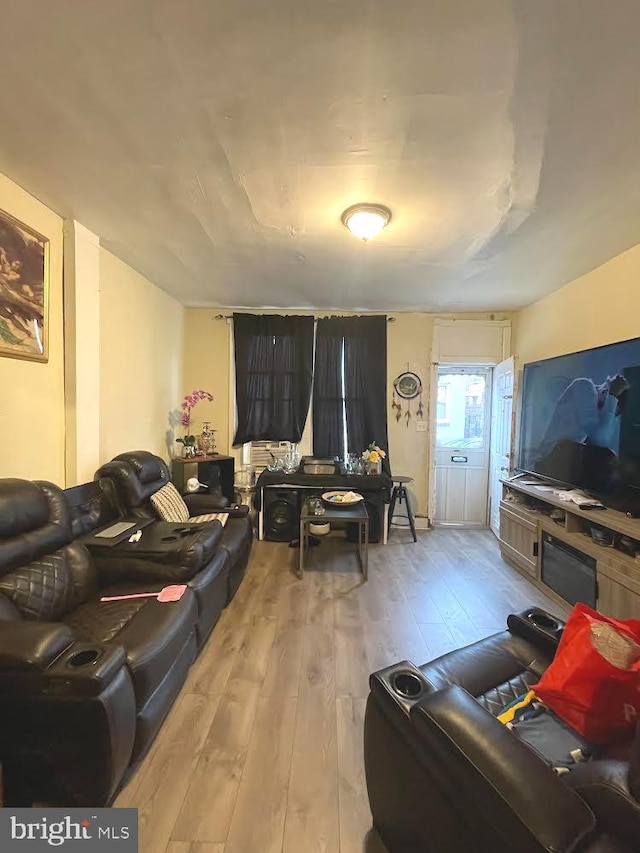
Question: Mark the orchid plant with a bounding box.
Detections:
[175,389,214,449]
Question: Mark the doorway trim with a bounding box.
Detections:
[427,319,511,526]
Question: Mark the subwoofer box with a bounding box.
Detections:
[346,491,384,544]
[264,489,300,541]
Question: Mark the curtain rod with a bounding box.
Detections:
[214,313,395,322]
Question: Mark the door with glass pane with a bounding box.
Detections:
[433,366,492,526]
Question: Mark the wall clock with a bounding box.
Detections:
[392,370,424,425]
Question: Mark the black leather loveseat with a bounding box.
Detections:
[0,475,240,807]
[96,451,252,602]
[365,608,640,853]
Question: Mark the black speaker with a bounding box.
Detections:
[264,489,300,541]
[346,491,384,543]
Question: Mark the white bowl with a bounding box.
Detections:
[309,522,331,536]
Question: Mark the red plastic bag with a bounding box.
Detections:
[533,603,640,744]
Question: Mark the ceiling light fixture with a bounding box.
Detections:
[341,203,391,241]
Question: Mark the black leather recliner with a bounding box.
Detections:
[65,478,231,646]
[365,608,640,853]
[0,478,199,806]
[95,451,252,602]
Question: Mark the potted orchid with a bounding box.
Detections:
[362,441,386,475]
[176,389,214,457]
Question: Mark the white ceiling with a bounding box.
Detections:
[1,0,639,311]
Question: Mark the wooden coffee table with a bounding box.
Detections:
[298,497,369,580]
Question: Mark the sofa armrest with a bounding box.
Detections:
[183,493,229,513]
[410,685,596,853]
[184,494,250,517]
[507,608,565,655]
[0,622,74,671]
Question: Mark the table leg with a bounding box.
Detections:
[298,516,305,579]
[258,488,264,541]
[363,518,369,580]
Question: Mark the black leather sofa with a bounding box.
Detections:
[0,471,245,807]
[95,451,252,602]
[365,608,640,853]
[65,478,231,647]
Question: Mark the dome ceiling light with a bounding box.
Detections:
[341,203,392,241]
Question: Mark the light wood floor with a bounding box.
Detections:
[115,527,567,853]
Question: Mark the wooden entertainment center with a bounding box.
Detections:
[500,476,640,618]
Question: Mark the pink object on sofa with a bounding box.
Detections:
[100,584,188,603]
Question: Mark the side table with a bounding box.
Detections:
[299,498,369,580]
[171,455,235,504]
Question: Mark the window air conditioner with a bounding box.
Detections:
[244,440,290,470]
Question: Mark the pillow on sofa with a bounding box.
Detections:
[189,512,229,527]
[150,482,189,523]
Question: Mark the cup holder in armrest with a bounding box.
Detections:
[67,648,101,668]
[370,660,430,718]
[527,611,560,632]
[161,535,179,542]
[392,671,425,699]
[508,608,565,651]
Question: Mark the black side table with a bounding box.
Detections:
[299,498,368,580]
[171,455,235,503]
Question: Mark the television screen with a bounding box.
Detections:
[518,337,640,505]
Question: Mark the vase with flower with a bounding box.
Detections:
[362,441,386,475]
[175,389,214,458]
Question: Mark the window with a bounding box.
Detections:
[436,370,488,449]
[436,381,450,424]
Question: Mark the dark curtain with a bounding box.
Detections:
[233,313,315,446]
[313,316,389,471]
[312,318,345,458]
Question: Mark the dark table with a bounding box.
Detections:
[254,468,392,543]
[299,497,369,580]
[171,455,235,503]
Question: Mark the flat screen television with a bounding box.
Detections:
[517,336,640,510]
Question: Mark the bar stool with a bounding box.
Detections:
[388,475,417,542]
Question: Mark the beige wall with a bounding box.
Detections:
[183,309,509,521]
[182,311,230,456]
[0,173,65,483]
[99,248,184,462]
[513,243,640,364]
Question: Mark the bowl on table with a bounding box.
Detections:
[321,490,364,509]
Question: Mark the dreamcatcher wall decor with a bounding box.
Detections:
[392,368,424,426]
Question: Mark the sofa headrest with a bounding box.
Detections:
[114,451,168,485]
[64,479,119,538]
[0,479,72,576]
[95,451,170,513]
[0,479,50,539]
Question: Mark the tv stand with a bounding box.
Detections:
[499,475,640,619]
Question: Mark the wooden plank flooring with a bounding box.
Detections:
[115,528,568,853]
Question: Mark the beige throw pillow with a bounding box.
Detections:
[150,482,190,523]
[189,512,229,527]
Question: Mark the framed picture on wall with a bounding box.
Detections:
[0,207,49,362]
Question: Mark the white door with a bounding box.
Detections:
[489,357,515,537]
[433,366,492,526]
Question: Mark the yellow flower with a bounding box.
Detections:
[369,450,380,463]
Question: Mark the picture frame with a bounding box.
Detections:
[393,371,422,399]
[0,208,49,362]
